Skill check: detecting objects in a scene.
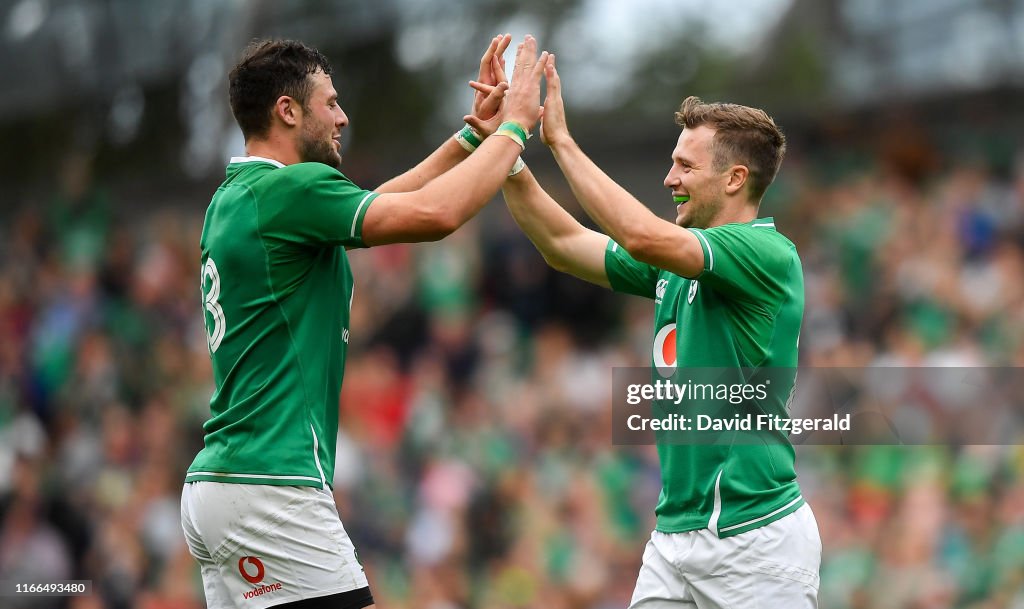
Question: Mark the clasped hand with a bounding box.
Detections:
[464,34,567,147]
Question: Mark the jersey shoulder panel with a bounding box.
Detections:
[688,221,799,304]
[605,238,660,299]
[249,162,377,248]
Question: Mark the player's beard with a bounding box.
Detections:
[676,195,723,229]
[298,120,342,169]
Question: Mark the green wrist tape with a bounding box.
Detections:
[493,130,526,150]
[461,125,483,148]
[455,125,482,152]
[496,121,529,145]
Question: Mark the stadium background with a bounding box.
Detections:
[1,0,1024,607]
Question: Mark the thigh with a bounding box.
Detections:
[182,484,234,609]
[629,532,698,609]
[182,482,370,609]
[686,504,821,609]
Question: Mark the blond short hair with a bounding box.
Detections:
[675,96,786,201]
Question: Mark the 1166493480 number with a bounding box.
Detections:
[1,580,92,596]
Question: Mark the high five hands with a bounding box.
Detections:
[464,35,561,144]
[469,34,510,126]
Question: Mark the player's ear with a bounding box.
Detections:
[724,165,748,195]
[274,95,301,127]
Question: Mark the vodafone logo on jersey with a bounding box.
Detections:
[653,323,677,378]
[238,556,284,601]
[238,557,265,583]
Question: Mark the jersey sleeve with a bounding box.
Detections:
[260,163,377,248]
[687,224,794,306]
[604,238,660,299]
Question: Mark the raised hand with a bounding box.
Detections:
[540,54,570,147]
[466,35,548,138]
[471,34,511,123]
[502,36,549,132]
[465,80,506,137]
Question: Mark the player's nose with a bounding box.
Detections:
[336,108,349,128]
[663,169,677,189]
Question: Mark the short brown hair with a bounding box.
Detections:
[674,96,786,202]
[228,39,334,140]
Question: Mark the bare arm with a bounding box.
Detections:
[374,137,472,194]
[502,168,610,287]
[363,134,523,244]
[362,36,548,246]
[464,60,607,287]
[376,35,512,194]
[540,58,704,278]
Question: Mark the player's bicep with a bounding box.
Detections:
[361,192,452,246]
[552,228,611,288]
[627,222,705,279]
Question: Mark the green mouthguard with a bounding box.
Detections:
[673,195,690,203]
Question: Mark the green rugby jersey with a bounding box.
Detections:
[186,156,377,489]
[606,217,805,537]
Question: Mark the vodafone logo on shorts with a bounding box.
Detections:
[238,557,265,583]
[653,323,677,378]
[238,556,283,601]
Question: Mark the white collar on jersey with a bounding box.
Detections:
[229,155,285,168]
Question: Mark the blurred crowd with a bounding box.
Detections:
[1,142,1024,609]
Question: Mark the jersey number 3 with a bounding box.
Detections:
[202,258,226,353]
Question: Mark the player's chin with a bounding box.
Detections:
[675,213,690,228]
[326,140,342,167]
[320,149,342,169]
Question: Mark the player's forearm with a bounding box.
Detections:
[549,138,664,252]
[417,134,523,232]
[362,135,524,245]
[548,139,703,276]
[503,169,582,266]
[375,137,469,193]
[503,168,611,286]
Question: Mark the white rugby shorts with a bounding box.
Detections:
[629,503,821,608]
[180,482,369,609]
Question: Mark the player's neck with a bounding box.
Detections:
[244,136,301,166]
[708,201,759,228]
